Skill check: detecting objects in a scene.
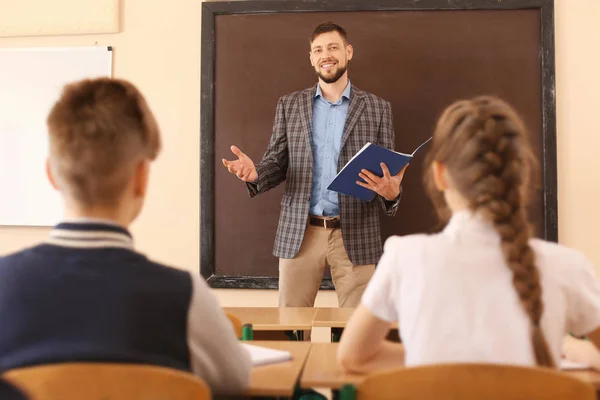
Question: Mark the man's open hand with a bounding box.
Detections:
[356,163,408,201]
[222,145,257,183]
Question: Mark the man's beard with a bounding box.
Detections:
[316,63,348,84]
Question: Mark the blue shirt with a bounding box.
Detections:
[309,82,351,216]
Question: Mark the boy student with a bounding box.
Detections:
[337,96,600,372]
[0,78,251,395]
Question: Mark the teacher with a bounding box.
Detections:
[222,22,407,308]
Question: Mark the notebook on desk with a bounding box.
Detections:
[560,358,591,370]
[242,343,292,366]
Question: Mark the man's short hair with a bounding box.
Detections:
[309,22,348,45]
[47,78,161,207]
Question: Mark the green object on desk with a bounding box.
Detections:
[242,323,253,341]
[338,383,357,400]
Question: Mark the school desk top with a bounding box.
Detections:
[224,307,317,331]
[301,343,600,390]
[246,340,312,397]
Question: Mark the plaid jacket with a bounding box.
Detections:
[247,85,400,265]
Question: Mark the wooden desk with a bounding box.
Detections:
[312,308,398,342]
[565,370,600,390]
[313,307,399,328]
[301,343,404,389]
[301,343,600,391]
[312,308,355,328]
[246,340,312,397]
[224,307,317,331]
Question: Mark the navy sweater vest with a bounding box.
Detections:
[0,222,192,372]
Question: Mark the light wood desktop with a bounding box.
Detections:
[301,342,404,389]
[246,340,312,397]
[312,308,356,328]
[223,307,317,330]
[313,308,398,328]
[566,370,600,390]
[312,308,398,342]
[300,343,600,391]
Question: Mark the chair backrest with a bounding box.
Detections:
[3,362,211,400]
[356,364,596,400]
[226,312,243,339]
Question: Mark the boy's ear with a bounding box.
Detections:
[133,160,150,198]
[46,158,59,191]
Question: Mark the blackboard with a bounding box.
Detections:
[201,0,556,289]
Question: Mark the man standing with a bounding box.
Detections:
[223,22,407,308]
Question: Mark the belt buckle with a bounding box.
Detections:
[310,216,338,229]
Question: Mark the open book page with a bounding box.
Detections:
[333,137,432,182]
[391,137,433,157]
[241,343,292,367]
[335,142,372,176]
[560,358,591,370]
[411,137,433,156]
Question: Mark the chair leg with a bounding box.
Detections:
[331,328,343,342]
[284,330,305,341]
[292,382,328,399]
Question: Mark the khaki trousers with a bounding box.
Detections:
[278,223,375,308]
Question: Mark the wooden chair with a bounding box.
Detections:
[226,312,243,339]
[3,362,210,400]
[350,363,596,400]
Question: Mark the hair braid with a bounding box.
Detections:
[425,96,554,367]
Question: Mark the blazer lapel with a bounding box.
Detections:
[299,85,316,164]
[341,87,366,150]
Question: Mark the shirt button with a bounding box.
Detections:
[325,155,330,159]
[327,138,331,142]
[329,121,333,125]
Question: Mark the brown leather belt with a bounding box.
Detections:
[308,215,340,229]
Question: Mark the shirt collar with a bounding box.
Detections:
[46,219,134,250]
[315,81,352,102]
[442,210,499,242]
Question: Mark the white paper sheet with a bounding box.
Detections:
[242,343,292,367]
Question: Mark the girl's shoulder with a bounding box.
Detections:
[383,232,442,252]
[530,238,594,277]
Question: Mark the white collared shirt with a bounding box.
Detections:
[362,210,600,367]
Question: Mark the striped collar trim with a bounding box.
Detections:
[46,221,134,250]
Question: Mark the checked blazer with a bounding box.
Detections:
[247,84,400,265]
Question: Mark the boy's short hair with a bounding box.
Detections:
[47,78,161,207]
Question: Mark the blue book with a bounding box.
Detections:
[328,137,432,201]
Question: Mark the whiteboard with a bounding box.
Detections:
[0,47,112,226]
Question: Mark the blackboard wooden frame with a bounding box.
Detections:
[200,0,556,289]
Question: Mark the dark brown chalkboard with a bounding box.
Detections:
[201,0,556,289]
